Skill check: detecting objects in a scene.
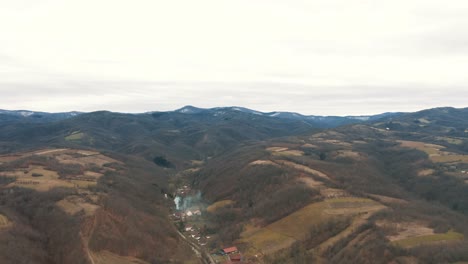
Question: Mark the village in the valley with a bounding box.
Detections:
[170,185,246,264]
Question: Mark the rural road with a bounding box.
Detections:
[176,230,216,264]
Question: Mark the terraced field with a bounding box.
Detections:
[238,198,385,256]
[391,230,464,248]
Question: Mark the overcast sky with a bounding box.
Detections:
[1,0,468,115]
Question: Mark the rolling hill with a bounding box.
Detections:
[1,106,468,263]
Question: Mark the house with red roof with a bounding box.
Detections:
[222,246,238,255]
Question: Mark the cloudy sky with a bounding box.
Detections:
[1,0,468,115]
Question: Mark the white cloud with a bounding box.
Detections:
[1,0,467,115]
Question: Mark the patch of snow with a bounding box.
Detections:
[19,111,34,117]
[179,108,193,113]
[270,112,281,117]
[349,116,370,121]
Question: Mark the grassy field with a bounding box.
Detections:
[431,155,468,163]
[398,140,468,163]
[3,166,75,192]
[56,195,100,216]
[0,214,10,228]
[398,140,444,155]
[276,160,331,181]
[91,250,149,264]
[206,200,234,213]
[65,131,85,141]
[238,198,384,256]
[249,160,280,167]
[391,230,464,248]
[435,136,464,145]
[272,150,304,157]
[0,149,117,192]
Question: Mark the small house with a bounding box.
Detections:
[222,246,238,255]
[229,254,242,262]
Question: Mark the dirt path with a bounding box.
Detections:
[80,232,96,264]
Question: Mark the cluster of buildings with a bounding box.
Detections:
[220,246,243,263]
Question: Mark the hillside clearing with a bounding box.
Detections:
[56,195,100,216]
[65,131,85,141]
[238,198,384,256]
[417,169,435,176]
[206,200,234,213]
[0,214,10,228]
[398,140,468,163]
[275,160,331,181]
[2,166,75,192]
[391,230,464,248]
[249,160,280,167]
[91,250,149,264]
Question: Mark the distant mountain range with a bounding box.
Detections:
[0,106,401,128]
[0,109,81,123]
[157,105,402,128]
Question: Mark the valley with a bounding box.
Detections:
[0,106,468,263]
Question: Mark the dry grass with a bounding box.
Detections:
[398,140,444,155]
[69,180,98,188]
[76,150,100,156]
[238,198,384,256]
[391,231,463,248]
[191,160,204,166]
[276,160,331,181]
[435,136,463,145]
[206,200,234,213]
[56,153,120,167]
[314,209,380,255]
[34,149,69,155]
[417,169,435,176]
[272,150,304,157]
[418,118,431,124]
[382,222,435,242]
[3,166,75,192]
[377,221,464,248]
[431,155,468,163]
[266,147,289,152]
[335,150,362,160]
[65,132,85,141]
[249,160,280,167]
[0,214,10,228]
[398,140,468,163]
[353,140,368,144]
[91,250,149,264]
[320,188,349,198]
[267,147,304,157]
[2,164,104,192]
[367,194,407,204]
[296,176,324,188]
[56,195,100,216]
